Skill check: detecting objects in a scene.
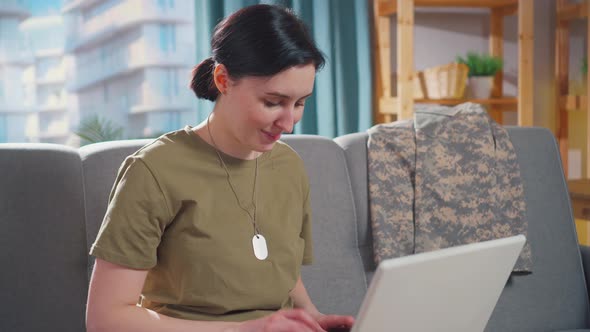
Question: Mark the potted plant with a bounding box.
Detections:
[75,115,124,146]
[456,52,503,99]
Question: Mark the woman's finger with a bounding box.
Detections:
[318,314,355,329]
[281,309,326,331]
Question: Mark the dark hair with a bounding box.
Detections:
[191,4,325,101]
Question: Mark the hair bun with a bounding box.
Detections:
[190,57,219,101]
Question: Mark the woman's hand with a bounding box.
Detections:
[314,313,355,331]
[234,309,327,332]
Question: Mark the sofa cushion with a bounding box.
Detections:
[0,144,88,332]
[283,135,368,316]
[484,127,590,331]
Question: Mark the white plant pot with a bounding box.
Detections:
[468,76,494,99]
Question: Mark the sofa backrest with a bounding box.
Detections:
[80,135,368,316]
[0,144,88,332]
[333,133,376,283]
[335,127,590,332]
[79,139,152,277]
[285,136,368,316]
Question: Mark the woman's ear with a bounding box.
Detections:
[213,64,231,94]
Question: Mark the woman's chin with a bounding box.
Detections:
[257,142,276,152]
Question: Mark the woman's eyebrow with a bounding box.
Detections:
[265,92,313,99]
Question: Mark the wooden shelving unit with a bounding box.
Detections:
[372,0,534,125]
[556,0,589,179]
[565,95,588,111]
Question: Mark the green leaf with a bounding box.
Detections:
[74,115,124,146]
[456,52,503,77]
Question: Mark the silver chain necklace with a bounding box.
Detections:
[206,114,268,260]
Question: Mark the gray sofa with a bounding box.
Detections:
[1,127,589,331]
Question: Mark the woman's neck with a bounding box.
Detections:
[193,112,262,160]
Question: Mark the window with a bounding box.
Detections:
[100,47,107,64]
[159,24,176,52]
[0,116,6,143]
[165,112,180,132]
[170,25,176,52]
[0,20,9,39]
[158,0,175,10]
[159,24,167,51]
[162,69,179,99]
[120,94,128,111]
[161,70,170,99]
[0,19,19,52]
[52,89,61,105]
[103,84,109,103]
[162,70,172,100]
[172,69,178,96]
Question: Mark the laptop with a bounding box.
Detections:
[349,235,526,332]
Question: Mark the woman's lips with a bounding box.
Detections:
[262,130,281,142]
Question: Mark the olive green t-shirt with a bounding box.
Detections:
[90,126,313,321]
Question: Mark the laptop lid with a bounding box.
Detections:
[351,235,526,332]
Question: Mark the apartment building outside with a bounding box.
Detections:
[21,14,71,144]
[62,0,196,141]
[0,0,35,143]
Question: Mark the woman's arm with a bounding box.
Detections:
[86,258,240,332]
[87,259,325,332]
[290,276,355,331]
[289,276,322,318]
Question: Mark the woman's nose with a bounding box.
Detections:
[274,107,295,133]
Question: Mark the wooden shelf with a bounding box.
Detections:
[557,2,588,21]
[569,179,590,199]
[565,95,588,111]
[555,0,589,180]
[568,179,590,222]
[372,0,534,125]
[379,96,517,115]
[379,0,518,16]
[416,97,517,106]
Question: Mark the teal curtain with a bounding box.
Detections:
[194,0,373,137]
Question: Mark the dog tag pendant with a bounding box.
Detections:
[252,234,268,260]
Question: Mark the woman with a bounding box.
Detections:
[86,4,354,332]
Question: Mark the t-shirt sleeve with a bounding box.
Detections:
[301,182,313,265]
[90,156,173,270]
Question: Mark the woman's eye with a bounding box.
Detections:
[296,103,305,108]
[264,100,280,107]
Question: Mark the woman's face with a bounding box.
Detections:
[215,63,316,155]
